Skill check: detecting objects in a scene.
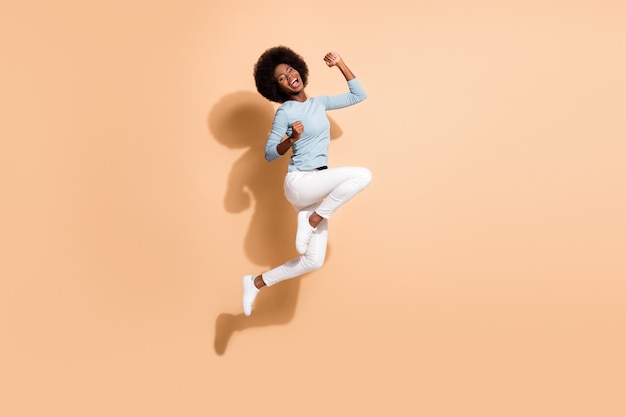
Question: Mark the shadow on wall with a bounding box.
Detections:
[208,90,343,355]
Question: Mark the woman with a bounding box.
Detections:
[243,46,371,316]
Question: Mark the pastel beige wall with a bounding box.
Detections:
[1,1,624,416]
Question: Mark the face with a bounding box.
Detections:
[273,63,303,95]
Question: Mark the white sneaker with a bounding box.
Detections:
[295,210,316,255]
[242,275,259,316]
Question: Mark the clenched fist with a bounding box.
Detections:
[324,52,342,67]
[290,120,304,142]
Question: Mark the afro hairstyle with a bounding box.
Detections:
[253,46,309,103]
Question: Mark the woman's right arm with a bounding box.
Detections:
[265,109,288,162]
[265,109,303,161]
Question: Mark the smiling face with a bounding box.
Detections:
[273,63,304,97]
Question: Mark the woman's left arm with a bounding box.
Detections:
[322,52,367,109]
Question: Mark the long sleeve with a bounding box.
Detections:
[265,107,290,162]
[319,78,367,110]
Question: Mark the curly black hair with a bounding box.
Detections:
[253,46,309,103]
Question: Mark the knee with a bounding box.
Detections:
[362,168,372,184]
[302,253,326,272]
[357,167,372,188]
[311,256,325,271]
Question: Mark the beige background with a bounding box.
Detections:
[1,0,625,416]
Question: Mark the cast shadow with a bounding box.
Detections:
[208,91,342,355]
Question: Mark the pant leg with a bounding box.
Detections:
[283,166,372,218]
[262,166,370,286]
[261,220,328,286]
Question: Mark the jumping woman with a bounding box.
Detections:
[243,46,371,316]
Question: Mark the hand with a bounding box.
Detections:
[290,121,304,142]
[324,52,342,67]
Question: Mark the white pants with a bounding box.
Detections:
[262,166,371,286]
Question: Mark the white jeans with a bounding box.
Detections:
[262,166,371,286]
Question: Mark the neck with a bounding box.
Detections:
[288,91,307,102]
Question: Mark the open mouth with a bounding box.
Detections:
[290,78,300,88]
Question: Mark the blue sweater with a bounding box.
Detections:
[265,78,367,172]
